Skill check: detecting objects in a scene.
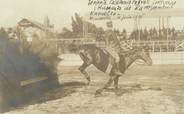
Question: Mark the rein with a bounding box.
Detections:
[123,49,146,66]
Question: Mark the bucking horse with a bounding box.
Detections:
[70,44,152,95]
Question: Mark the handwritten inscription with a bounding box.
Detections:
[88,0,176,20]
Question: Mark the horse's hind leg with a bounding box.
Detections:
[79,63,91,85]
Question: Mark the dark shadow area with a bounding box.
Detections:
[60,81,86,87]
[0,28,59,113]
[6,81,86,112]
[33,81,86,103]
[103,84,162,96]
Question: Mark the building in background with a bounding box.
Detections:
[16,16,56,42]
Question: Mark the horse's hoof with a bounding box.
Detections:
[114,87,119,90]
[115,90,123,96]
[86,81,90,86]
[95,90,102,96]
[94,93,102,97]
[115,89,126,96]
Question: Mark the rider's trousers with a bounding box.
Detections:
[105,46,120,63]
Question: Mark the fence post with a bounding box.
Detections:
[152,41,154,52]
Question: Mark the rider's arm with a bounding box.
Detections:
[104,31,110,46]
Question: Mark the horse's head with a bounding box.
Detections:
[135,47,152,66]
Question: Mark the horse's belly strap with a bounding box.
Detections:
[105,63,113,74]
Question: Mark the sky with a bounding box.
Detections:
[0,0,88,30]
[0,0,184,32]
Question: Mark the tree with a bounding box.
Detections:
[75,13,83,33]
[71,13,84,37]
[130,30,137,40]
[143,28,148,40]
[72,13,102,37]
[71,16,78,33]
[62,13,105,39]
[59,27,77,38]
[0,28,8,38]
[152,27,158,40]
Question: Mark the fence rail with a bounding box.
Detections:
[131,40,184,52]
[45,38,184,53]
[52,39,184,64]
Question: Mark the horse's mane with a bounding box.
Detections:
[123,46,148,53]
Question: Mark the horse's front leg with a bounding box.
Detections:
[78,63,91,85]
[79,51,93,85]
[95,75,115,95]
[114,76,120,90]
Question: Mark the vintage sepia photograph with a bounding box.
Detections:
[0,0,184,113]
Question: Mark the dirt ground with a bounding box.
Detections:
[3,64,184,114]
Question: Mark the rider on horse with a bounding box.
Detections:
[104,21,123,76]
[104,21,133,76]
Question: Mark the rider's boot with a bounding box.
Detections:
[113,62,122,76]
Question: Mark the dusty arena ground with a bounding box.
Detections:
[4,64,184,114]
